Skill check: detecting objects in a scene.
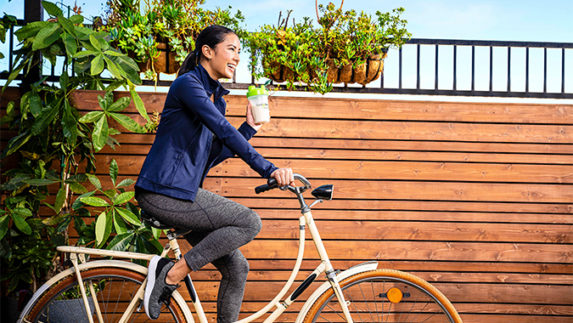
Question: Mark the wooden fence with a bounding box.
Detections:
[2,87,573,322]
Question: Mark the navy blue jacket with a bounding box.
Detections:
[136,64,278,201]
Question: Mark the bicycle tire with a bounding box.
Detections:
[303,269,462,323]
[20,266,188,322]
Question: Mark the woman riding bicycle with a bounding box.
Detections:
[134,25,294,321]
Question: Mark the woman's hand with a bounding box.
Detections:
[246,102,262,131]
[271,168,295,187]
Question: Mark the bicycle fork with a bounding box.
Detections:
[303,210,354,323]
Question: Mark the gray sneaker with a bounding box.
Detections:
[144,256,179,320]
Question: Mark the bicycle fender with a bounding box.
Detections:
[295,261,379,323]
[18,260,193,323]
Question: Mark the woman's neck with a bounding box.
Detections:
[199,61,219,81]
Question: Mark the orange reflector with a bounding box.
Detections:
[386,287,403,303]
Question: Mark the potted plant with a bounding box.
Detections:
[246,1,411,94]
[0,1,161,312]
[103,0,246,79]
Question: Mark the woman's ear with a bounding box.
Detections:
[201,45,213,60]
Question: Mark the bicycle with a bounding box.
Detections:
[18,174,462,323]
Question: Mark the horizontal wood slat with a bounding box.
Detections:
[2,88,572,321]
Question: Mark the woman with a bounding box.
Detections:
[135,25,294,321]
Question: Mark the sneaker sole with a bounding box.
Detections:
[144,255,161,319]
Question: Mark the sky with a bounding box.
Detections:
[1,0,572,97]
[2,0,571,42]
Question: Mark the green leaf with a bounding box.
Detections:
[113,191,134,206]
[31,105,59,136]
[73,50,97,58]
[12,207,33,219]
[117,178,136,188]
[103,50,125,57]
[86,173,102,190]
[69,182,88,194]
[102,189,116,200]
[72,191,94,210]
[89,34,102,51]
[3,131,31,157]
[79,111,103,123]
[95,210,107,246]
[54,187,66,214]
[11,213,32,235]
[42,1,64,17]
[115,207,141,226]
[107,96,131,112]
[4,62,23,89]
[113,215,128,235]
[107,232,134,251]
[29,93,43,117]
[0,215,9,240]
[92,114,108,152]
[109,159,118,186]
[42,212,67,226]
[103,56,122,80]
[110,113,143,133]
[69,14,84,24]
[14,21,49,40]
[91,54,105,75]
[25,178,59,186]
[62,99,78,145]
[130,89,151,123]
[80,196,110,207]
[151,227,162,240]
[58,16,75,35]
[63,33,78,57]
[115,56,141,85]
[32,22,61,51]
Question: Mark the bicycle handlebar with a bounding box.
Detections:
[255,173,311,194]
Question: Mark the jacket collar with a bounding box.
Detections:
[195,63,230,99]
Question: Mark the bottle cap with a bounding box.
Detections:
[247,85,268,97]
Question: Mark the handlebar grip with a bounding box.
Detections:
[255,178,278,194]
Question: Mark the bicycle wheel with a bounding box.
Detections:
[21,266,188,322]
[303,269,462,323]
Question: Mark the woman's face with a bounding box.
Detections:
[201,33,241,80]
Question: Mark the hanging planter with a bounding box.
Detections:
[103,0,246,79]
[136,42,180,75]
[247,0,410,93]
[268,53,386,85]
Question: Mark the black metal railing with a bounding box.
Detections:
[1,20,572,99]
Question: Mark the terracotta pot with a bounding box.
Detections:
[267,53,387,86]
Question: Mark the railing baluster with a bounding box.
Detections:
[544,47,547,93]
[471,45,475,91]
[489,46,493,92]
[561,48,565,94]
[526,47,529,93]
[453,45,457,91]
[416,43,420,89]
[399,47,403,89]
[435,44,438,90]
[507,47,511,92]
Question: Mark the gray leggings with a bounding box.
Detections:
[135,188,262,323]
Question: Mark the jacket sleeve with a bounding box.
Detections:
[174,77,277,178]
[210,122,257,168]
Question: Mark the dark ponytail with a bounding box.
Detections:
[177,25,237,77]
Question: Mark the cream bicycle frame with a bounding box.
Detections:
[38,175,362,323]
